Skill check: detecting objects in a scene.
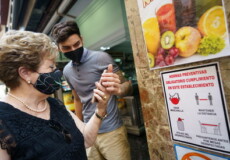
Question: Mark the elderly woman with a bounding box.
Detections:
[0,30,111,160]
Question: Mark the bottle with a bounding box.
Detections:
[177,118,185,131]
[173,0,196,29]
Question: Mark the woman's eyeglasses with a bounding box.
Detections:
[49,120,72,144]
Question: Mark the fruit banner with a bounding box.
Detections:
[137,0,230,70]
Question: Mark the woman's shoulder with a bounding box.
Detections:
[47,97,75,129]
[47,97,70,117]
[0,102,18,156]
[47,97,64,106]
[0,101,16,117]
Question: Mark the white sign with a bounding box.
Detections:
[174,144,229,160]
[161,63,230,154]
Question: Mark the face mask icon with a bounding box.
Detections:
[169,93,180,105]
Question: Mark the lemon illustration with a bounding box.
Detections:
[198,6,226,38]
[143,18,160,55]
[147,52,155,68]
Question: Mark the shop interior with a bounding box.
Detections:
[1,0,150,159]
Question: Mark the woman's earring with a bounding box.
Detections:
[27,80,31,84]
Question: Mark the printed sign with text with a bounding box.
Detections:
[161,63,230,154]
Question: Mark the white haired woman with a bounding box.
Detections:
[0,30,110,160]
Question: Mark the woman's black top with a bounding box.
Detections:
[0,97,87,160]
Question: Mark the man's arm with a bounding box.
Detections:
[72,90,83,121]
[114,70,133,97]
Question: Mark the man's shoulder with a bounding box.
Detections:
[63,61,73,73]
[88,49,109,56]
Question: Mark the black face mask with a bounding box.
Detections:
[33,69,63,95]
[63,47,84,63]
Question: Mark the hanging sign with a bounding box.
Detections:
[137,0,230,70]
[174,144,229,160]
[161,63,230,154]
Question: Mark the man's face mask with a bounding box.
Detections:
[33,69,63,95]
[63,47,84,63]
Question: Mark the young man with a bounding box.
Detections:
[51,21,132,160]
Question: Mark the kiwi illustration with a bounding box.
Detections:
[161,31,175,49]
[147,52,155,68]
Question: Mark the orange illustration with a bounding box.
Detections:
[182,152,212,160]
[198,6,226,38]
[143,17,160,55]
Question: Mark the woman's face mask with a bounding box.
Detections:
[33,69,63,95]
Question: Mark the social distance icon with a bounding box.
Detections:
[169,93,180,105]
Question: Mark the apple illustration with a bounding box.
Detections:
[175,26,201,57]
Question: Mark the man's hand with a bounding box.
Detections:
[100,64,122,96]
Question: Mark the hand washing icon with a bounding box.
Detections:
[169,93,180,105]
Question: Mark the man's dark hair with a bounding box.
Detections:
[51,21,81,43]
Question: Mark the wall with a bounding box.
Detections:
[0,25,5,38]
[124,0,230,159]
[76,0,129,50]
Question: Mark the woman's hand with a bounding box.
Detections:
[93,81,110,115]
[68,82,111,148]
